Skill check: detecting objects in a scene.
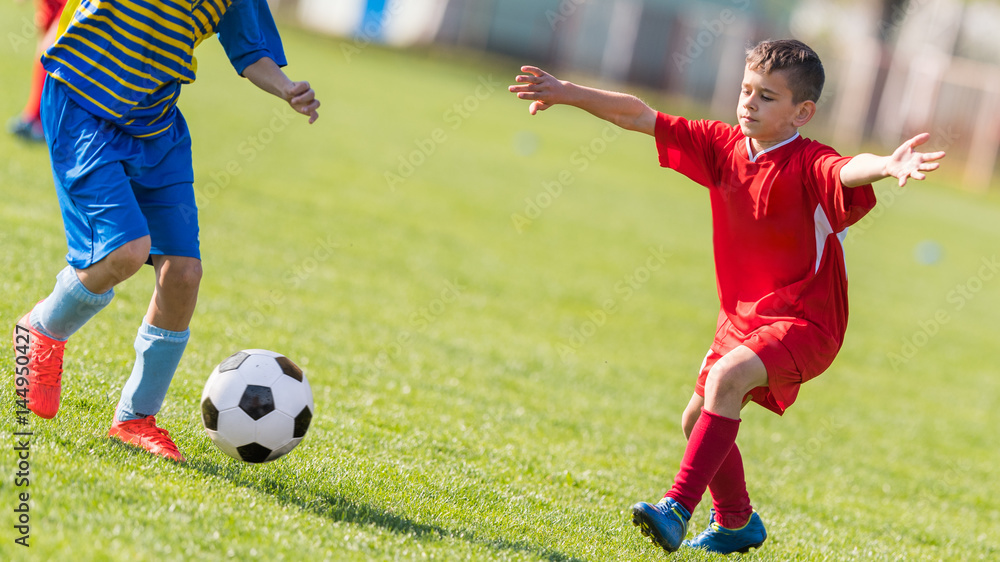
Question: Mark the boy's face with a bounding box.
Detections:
[737,65,815,146]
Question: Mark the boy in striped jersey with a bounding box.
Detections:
[13,0,320,462]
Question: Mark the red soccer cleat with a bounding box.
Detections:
[108,416,186,462]
[13,309,67,419]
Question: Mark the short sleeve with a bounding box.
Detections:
[810,149,877,231]
[654,112,737,189]
[217,0,287,75]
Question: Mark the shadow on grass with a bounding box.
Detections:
[183,457,584,562]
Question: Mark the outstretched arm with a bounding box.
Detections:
[242,57,320,124]
[840,133,946,187]
[508,66,656,135]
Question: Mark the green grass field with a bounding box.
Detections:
[2,5,999,561]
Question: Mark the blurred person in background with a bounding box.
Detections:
[8,0,67,142]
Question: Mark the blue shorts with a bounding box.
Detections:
[41,76,200,269]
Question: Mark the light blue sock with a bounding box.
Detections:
[31,266,114,341]
[115,322,190,422]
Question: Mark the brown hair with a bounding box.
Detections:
[745,39,824,104]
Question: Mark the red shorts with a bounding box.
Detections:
[695,314,841,415]
[35,0,68,30]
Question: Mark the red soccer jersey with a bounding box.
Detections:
[654,112,876,376]
[37,0,67,29]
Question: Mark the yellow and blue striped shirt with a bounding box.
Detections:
[43,0,286,138]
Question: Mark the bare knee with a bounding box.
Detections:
[704,363,742,405]
[80,237,151,292]
[705,350,760,412]
[701,347,768,419]
[159,257,203,295]
[106,238,151,280]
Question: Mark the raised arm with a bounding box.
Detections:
[241,57,320,124]
[840,133,945,187]
[509,66,656,135]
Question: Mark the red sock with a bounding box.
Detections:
[665,409,740,515]
[22,59,47,122]
[708,443,753,528]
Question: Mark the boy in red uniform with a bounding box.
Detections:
[8,0,67,142]
[509,39,944,554]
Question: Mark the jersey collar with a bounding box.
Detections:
[745,132,800,163]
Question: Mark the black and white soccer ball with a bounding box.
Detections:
[201,349,314,463]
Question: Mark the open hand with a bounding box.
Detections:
[885,133,946,187]
[508,66,568,115]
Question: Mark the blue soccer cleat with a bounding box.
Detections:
[631,497,690,553]
[683,509,767,554]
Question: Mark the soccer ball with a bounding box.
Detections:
[200,349,314,463]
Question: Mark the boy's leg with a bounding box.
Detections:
[631,394,704,552]
[681,392,754,529]
[680,392,703,438]
[108,255,201,462]
[634,350,767,553]
[33,235,149,340]
[16,238,150,419]
[707,444,753,528]
[74,236,153,294]
[684,442,767,554]
[665,346,766,515]
[142,255,203,332]
[113,255,201,420]
[105,105,198,460]
[112,145,200,421]
[670,347,768,554]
